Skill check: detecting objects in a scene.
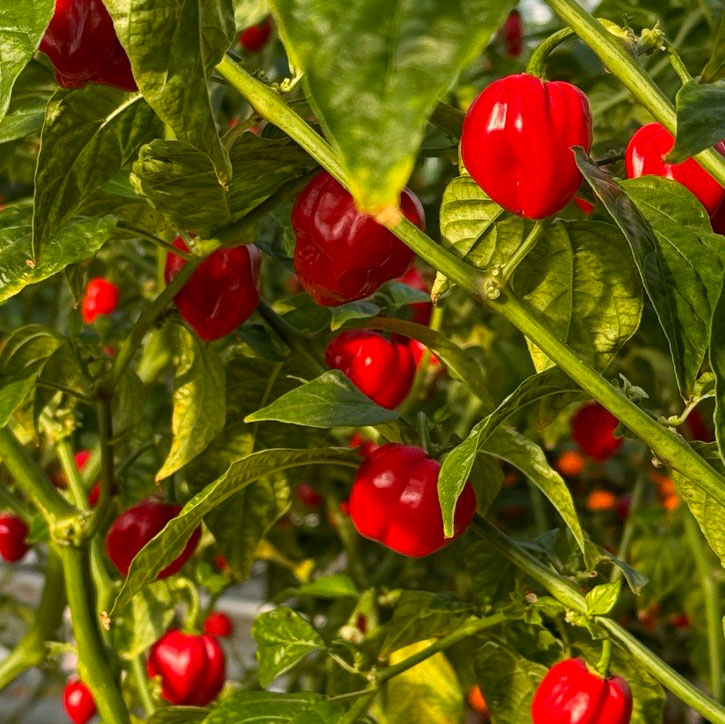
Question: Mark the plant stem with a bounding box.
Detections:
[527,27,576,77]
[85,400,115,539]
[56,438,89,510]
[684,512,723,700]
[663,40,694,84]
[472,516,725,723]
[612,473,646,580]
[0,484,32,522]
[131,654,155,715]
[500,219,550,284]
[117,225,195,260]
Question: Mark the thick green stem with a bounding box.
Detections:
[61,545,130,724]
[85,400,115,539]
[131,654,155,715]
[500,219,550,284]
[56,438,90,511]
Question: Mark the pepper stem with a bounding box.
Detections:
[596,639,613,678]
[526,27,576,78]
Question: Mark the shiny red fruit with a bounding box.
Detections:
[295,483,322,508]
[571,403,623,460]
[40,0,137,91]
[292,171,425,306]
[240,17,273,52]
[626,123,725,232]
[203,611,234,638]
[349,444,477,557]
[398,267,433,326]
[349,433,379,458]
[105,499,200,578]
[0,514,30,562]
[81,277,119,324]
[147,629,226,706]
[165,238,261,342]
[407,338,442,371]
[74,450,91,470]
[532,658,632,724]
[63,677,96,724]
[462,73,592,219]
[500,10,523,57]
[325,331,416,409]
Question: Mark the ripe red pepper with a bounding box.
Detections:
[147,629,226,706]
[239,17,273,52]
[295,482,322,508]
[0,514,30,562]
[203,611,234,638]
[325,331,416,409]
[105,499,201,578]
[81,277,119,324]
[292,171,425,306]
[571,403,623,460]
[500,10,523,57]
[165,238,261,342]
[63,677,96,724]
[349,433,379,458]
[531,658,632,724]
[349,444,477,557]
[461,73,592,219]
[40,0,137,92]
[626,123,725,233]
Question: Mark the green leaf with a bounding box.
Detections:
[329,301,381,331]
[32,87,161,258]
[202,691,322,724]
[0,0,54,124]
[157,329,226,480]
[246,370,399,428]
[702,12,725,82]
[131,135,314,238]
[103,0,235,185]
[465,540,515,612]
[271,0,514,211]
[584,580,622,616]
[234,0,269,29]
[252,607,324,687]
[670,80,725,161]
[278,574,359,601]
[0,95,46,144]
[110,447,357,616]
[0,203,118,304]
[513,221,642,372]
[148,708,208,724]
[711,281,725,463]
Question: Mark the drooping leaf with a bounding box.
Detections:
[329,301,382,331]
[103,0,235,184]
[711,282,725,463]
[202,691,322,724]
[702,12,725,82]
[157,328,226,480]
[277,574,359,602]
[271,0,515,211]
[32,87,161,258]
[670,80,725,161]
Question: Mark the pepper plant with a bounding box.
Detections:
[1,0,725,723]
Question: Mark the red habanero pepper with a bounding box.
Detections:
[147,629,226,706]
[325,331,416,409]
[571,403,623,461]
[292,171,425,306]
[40,0,137,91]
[63,677,96,724]
[461,73,592,219]
[349,444,477,557]
[105,499,201,578]
[81,277,119,324]
[531,658,632,724]
[165,238,261,342]
[203,611,234,638]
[500,10,524,58]
[0,514,30,562]
[240,17,273,52]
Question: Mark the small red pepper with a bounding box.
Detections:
[203,611,234,638]
[499,10,523,58]
[239,17,273,52]
[63,677,96,724]
[147,629,226,706]
[0,514,30,562]
[349,444,477,557]
[40,0,137,91]
[105,499,201,578]
[461,73,592,219]
[295,482,322,508]
[349,433,379,458]
[292,171,425,306]
[165,238,261,342]
[81,277,119,324]
[325,331,416,409]
[571,402,623,460]
[531,658,632,724]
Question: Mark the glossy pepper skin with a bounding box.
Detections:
[203,611,234,638]
[240,17,273,52]
[63,677,96,724]
[0,514,30,562]
[40,0,137,91]
[571,403,623,461]
[325,331,416,409]
[461,74,592,219]
[625,122,725,233]
[165,238,261,342]
[349,444,477,557]
[292,171,425,306]
[105,499,201,578]
[531,658,633,724]
[81,277,119,324]
[147,629,226,706]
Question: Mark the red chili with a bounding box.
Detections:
[571,402,623,460]
[203,611,234,638]
[63,677,96,724]
[165,238,261,342]
[105,499,201,578]
[626,122,725,233]
[81,277,119,324]
[461,73,592,219]
[40,0,137,91]
[500,10,523,57]
[0,514,30,562]
[325,331,416,409]
[349,444,477,557]
[147,629,226,706]
[240,17,273,52]
[532,658,632,724]
[292,171,425,306]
